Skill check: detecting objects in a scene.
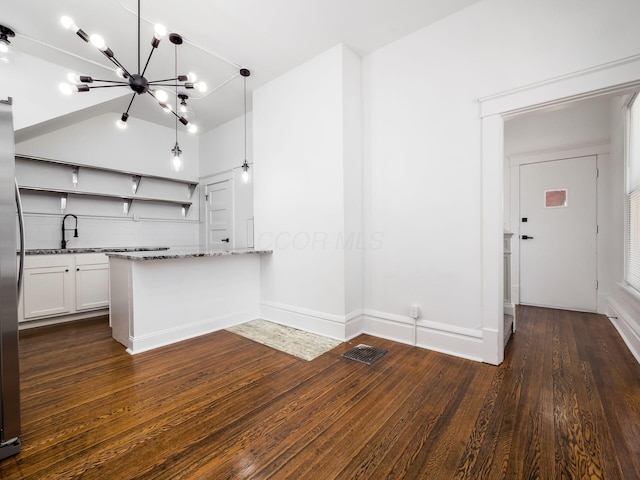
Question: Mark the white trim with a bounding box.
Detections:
[259,301,348,340]
[480,54,640,118]
[509,143,610,166]
[362,309,485,362]
[127,312,254,355]
[607,297,640,364]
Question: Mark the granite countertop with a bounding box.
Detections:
[24,247,170,255]
[105,247,273,261]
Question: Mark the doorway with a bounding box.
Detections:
[518,155,598,312]
[205,176,233,250]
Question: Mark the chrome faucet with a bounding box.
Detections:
[61,214,78,249]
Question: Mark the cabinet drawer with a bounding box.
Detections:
[76,253,108,266]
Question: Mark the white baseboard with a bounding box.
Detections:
[127,311,257,355]
[259,302,348,341]
[259,302,491,364]
[18,309,109,330]
[608,298,640,364]
[504,302,515,317]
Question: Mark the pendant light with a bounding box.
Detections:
[240,68,251,183]
[170,43,184,172]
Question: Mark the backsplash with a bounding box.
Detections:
[20,214,200,250]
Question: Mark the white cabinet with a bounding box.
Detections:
[75,254,110,311]
[22,255,74,319]
[20,253,109,323]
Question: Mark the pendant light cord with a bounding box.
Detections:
[244,75,247,161]
[175,44,178,144]
[137,0,141,74]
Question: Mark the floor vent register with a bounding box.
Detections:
[341,344,387,365]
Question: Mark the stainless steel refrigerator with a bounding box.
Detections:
[0,97,23,460]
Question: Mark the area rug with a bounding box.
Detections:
[226,319,342,361]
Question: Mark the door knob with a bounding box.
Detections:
[521,235,534,240]
[221,238,230,243]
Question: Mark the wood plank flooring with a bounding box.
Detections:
[1,305,639,479]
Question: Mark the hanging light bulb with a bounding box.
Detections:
[170,142,183,172]
[239,68,251,184]
[241,160,250,184]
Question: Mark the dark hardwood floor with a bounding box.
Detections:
[1,306,639,479]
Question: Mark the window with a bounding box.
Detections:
[626,95,640,292]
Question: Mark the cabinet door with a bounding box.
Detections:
[23,264,74,319]
[76,264,109,311]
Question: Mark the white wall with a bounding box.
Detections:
[15,113,200,249]
[361,0,640,360]
[253,44,362,336]
[199,114,254,248]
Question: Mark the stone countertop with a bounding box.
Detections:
[105,247,273,261]
[24,247,170,255]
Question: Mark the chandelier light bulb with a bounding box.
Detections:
[161,103,173,114]
[116,119,127,129]
[115,67,126,79]
[154,89,168,103]
[90,33,107,51]
[67,72,81,84]
[59,82,74,95]
[154,24,167,40]
[195,81,207,93]
[187,123,198,134]
[0,43,8,54]
[187,72,197,83]
[60,16,78,32]
[241,169,249,184]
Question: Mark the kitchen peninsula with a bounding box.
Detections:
[107,248,272,354]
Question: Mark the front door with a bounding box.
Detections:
[206,179,232,250]
[519,155,597,312]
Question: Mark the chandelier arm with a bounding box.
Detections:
[86,85,133,89]
[124,93,137,115]
[100,53,130,77]
[148,77,184,84]
[146,83,189,87]
[90,79,129,84]
[140,44,156,77]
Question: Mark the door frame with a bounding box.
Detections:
[509,144,608,312]
[479,54,640,365]
[507,144,610,312]
[201,171,234,249]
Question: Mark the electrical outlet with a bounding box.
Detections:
[409,305,419,319]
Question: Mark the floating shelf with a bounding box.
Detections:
[15,155,198,220]
[18,186,192,207]
[16,155,198,186]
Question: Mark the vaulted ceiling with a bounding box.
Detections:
[2,0,482,133]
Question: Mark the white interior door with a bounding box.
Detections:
[519,155,597,312]
[206,179,232,250]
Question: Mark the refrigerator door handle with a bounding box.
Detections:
[15,179,25,297]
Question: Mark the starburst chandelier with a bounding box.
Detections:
[57,0,205,133]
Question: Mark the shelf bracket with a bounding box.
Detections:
[187,183,197,200]
[123,199,133,215]
[71,166,79,188]
[181,204,190,219]
[61,193,68,213]
[132,175,141,194]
